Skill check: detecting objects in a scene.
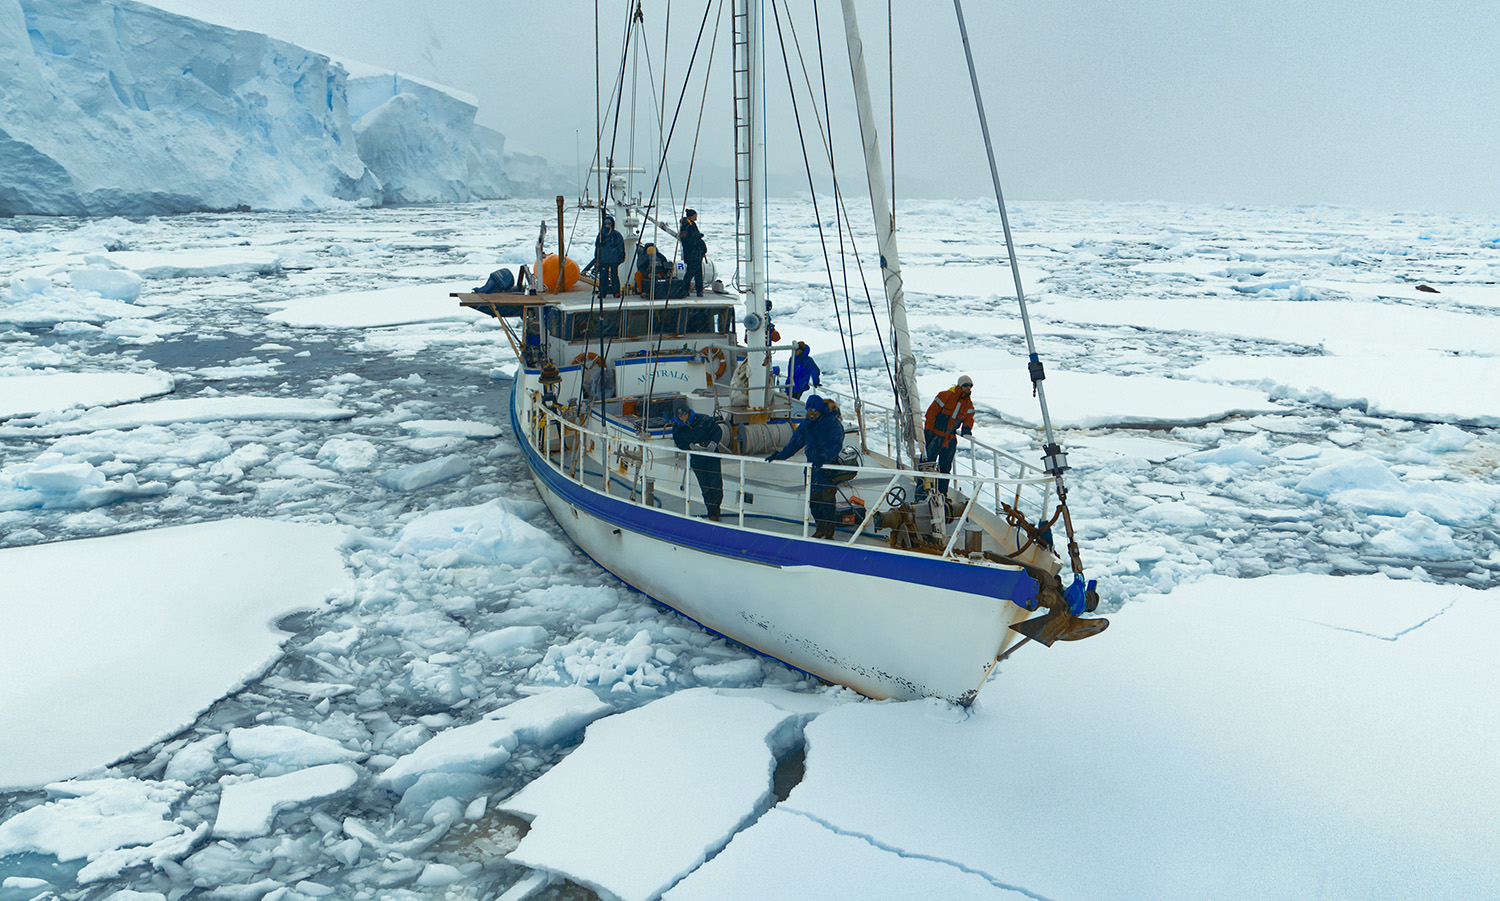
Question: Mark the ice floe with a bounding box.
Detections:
[0,519,349,790]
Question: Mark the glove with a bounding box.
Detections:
[961,427,972,437]
[765,453,779,462]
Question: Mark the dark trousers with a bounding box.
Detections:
[691,456,722,516]
[810,469,837,535]
[598,265,620,297]
[684,258,704,296]
[924,429,956,495]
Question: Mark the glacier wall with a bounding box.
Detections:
[344,65,484,205]
[0,0,561,217]
[0,0,381,216]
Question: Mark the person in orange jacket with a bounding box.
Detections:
[923,374,974,495]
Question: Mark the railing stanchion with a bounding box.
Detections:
[802,465,812,538]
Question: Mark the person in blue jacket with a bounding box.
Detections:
[594,214,625,298]
[672,402,723,521]
[765,394,844,539]
[785,341,821,399]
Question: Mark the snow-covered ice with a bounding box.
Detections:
[0,371,174,419]
[501,689,803,901]
[214,764,360,839]
[1,198,1496,900]
[0,396,356,438]
[264,282,490,329]
[746,574,1500,901]
[0,519,349,790]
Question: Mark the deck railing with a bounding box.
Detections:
[808,383,1055,519]
[529,393,1057,560]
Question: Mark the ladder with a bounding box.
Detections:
[731,0,751,292]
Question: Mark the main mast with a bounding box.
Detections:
[840,0,922,465]
[734,0,771,409]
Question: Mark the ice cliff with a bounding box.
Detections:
[0,0,566,216]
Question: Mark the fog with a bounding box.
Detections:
[148,0,1500,214]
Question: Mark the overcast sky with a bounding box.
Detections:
[151,0,1500,215]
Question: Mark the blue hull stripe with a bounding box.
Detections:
[510,390,1037,605]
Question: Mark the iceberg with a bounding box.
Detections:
[0,0,379,215]
[344,62,491,205]
[0,0,562,216]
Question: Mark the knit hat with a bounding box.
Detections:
[956,374,973,387]
[805,394,826,413]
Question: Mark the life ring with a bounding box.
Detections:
[698,346,728,381]
[571,352,603,369]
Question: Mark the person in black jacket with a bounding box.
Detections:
[595,215,625,298]
[672,402,723,521]
[679,209,707,297]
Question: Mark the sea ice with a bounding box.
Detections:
[0,519,350,790]
[393,498,571,566]
[1038,296,1500,357]
[264,283,488,329]
[0,372,175,420]
[0,396,356,438]
[378,687,609,794]
[398,419,504,438]
[665,808,1028,900]
[226,725,364,772]
[1187,352,1500,426]
[500,689,803,901]
[376,454,471,491]
[214,764,361,838]
[0,778,199,884]
[923,362,1279,429]
[767,575,1500,901]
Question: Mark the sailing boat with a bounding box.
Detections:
[457,0,1107,705]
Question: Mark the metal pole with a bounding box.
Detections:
[556,196,566,291]
[953,0,1083,577]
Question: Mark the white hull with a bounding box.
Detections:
[512,384,1035,703]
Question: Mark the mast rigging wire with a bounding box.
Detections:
[774,4,861,405]
[952,0,1086,579]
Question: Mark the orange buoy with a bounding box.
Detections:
[539,254,580,292]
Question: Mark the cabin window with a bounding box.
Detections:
[682,306,730,335]
[624,309,652,338]
[566,311,622,341]
[654,308,685,335]
[620,308,688,339]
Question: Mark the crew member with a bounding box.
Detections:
[679,209,708,297]
[765,394,844,539]
[673,402,723,521]
[785,341,821,399]
[595,215,625,298]
[635,242,670,297]
[923,374,975,495]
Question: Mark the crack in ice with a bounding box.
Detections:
[1302,598,1457,642]
[778,806,1055,901]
